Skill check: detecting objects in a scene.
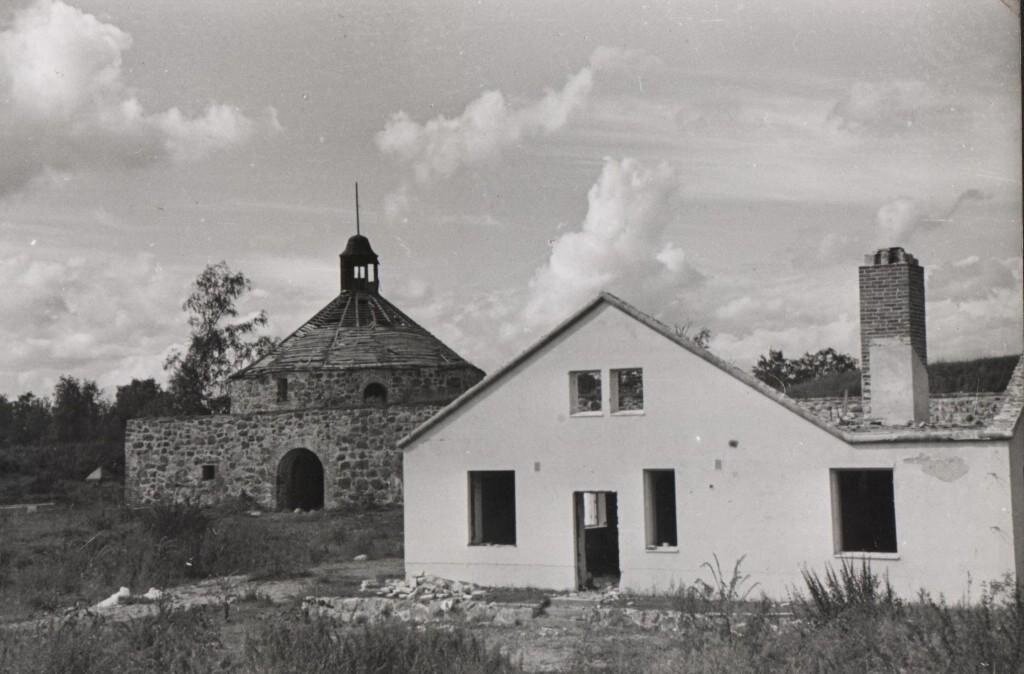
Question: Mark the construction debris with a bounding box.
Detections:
[94,586,131,609]
[142,588,164,601]
[370,573,488,602]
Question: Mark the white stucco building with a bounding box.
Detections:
[400,248,1024,600]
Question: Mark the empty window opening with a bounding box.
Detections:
[644,470,678,548]
[368,265,376,282]
[468,471,516,545]
[570,370,602,414]
[201,464,216,481]
[277,448,324,511]
[575,491,620,590]
[611,368,644,412]
[363,382,387,406]
[276,377,288,402]
[832,469,897,553]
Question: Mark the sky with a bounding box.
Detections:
[0,0,1021,399]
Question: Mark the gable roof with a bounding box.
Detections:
[399,292,1023,449]
[231,290,480,378]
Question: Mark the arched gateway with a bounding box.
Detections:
[277,448,324,510]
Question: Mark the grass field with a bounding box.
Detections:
[0,488,402,623]
[3,486,1024,672]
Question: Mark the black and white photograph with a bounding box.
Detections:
[0,0,1021,671]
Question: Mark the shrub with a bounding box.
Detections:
[673,554,762,638]
[200,517,302,580]
[798,558,900,623]
[136,501,210,542]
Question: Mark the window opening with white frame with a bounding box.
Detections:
[611,368,643,413]
[570,370,602,414]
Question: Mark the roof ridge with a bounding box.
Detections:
[325,294,349,362]
[399,292,1021,449]
[232,290,479,378]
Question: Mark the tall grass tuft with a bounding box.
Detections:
[244,617,522,673]
[0,605,225,673]
[799,558,900,623]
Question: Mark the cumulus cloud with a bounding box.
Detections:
[0,0,275,196]
[516,157,703,334]
[828,80,964,135]
[928,257,1023,360]
[0,239,191,396]
[376,72,591,184]
[390,280,519,372]
[927,256,1020,303]
[376,47,656,184]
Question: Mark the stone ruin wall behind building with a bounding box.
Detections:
[125,404,441,509]
[229,365,483,414]
[126,365,485,509]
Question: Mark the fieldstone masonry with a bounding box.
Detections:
[796,393,1007,427]
[125,403,441,508]
[229,365,481,414]
[125,233,486,509]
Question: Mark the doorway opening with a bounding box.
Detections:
[573,491,620,590]
[277,448,324,511]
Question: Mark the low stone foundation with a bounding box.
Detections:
[302,596,541,626]
[125,404,440,509]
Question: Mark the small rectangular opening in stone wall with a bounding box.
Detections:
[201,464,216,481]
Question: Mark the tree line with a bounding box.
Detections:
[751,348,1019,397]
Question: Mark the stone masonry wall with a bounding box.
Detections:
[796,393,1005,427]
[228,365,484,414]
[858,252,927,415]
[125,404,440,509]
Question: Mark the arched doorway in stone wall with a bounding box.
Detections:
[277,448,324,511]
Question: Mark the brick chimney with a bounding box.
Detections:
[858,247,929,425]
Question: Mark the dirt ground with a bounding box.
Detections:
[3,554,680,672]
[0,500,694,671]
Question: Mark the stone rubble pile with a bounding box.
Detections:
[91,586,165,610]
[365,572,489,603]
[599,585,622,604]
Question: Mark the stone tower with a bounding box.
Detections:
[858,247,928,424]
[126,230,484,510]
[228,232,484,414]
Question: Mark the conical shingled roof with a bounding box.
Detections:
[232,290,473,377]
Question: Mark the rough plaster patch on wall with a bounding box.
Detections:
[903,454,969,482]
